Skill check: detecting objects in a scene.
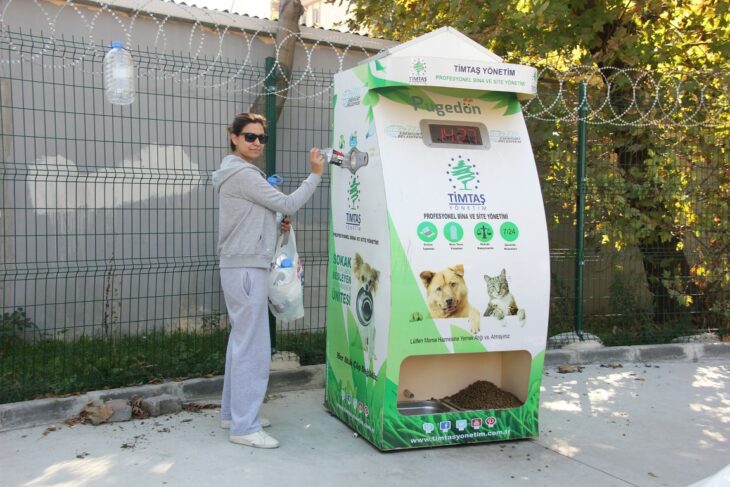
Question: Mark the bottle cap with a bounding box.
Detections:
[280,258,293,268]
[267,174,284,186]
[110,41,124,49]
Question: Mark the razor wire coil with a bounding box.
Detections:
[0,0,727,127]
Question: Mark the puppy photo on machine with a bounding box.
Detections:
[353,253,379,360]
[420,264,481,334]
[483,268,526,325]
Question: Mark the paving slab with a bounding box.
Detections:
[1,357,728,487]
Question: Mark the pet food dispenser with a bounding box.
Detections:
[325,27,550,450]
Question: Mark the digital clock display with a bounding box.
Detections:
[428,124,483,145]
[420,120,489,150]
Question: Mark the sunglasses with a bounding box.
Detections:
[240,132,269,144]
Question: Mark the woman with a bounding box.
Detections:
[212,112,324,449]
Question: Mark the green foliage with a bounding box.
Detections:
[548,273,574,331]
[582,315,700,347]
[277,330,326,365]
[0,328,325,404]
[546,259,726,346]
[0,308,34,348]
[347,1,729,73]
[607,266,654,325]
[200,313,222,332]
[347,0,730,325]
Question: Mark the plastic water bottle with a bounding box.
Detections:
[267,175,285,224]
[275,253,290,268]
[103,41,135,105]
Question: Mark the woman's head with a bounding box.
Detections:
[228,113,268,161]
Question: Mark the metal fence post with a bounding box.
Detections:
[264,56,278,351]
[0,78,13,304]
[574,81,588,340]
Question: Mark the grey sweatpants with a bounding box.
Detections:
[220,267,270,436]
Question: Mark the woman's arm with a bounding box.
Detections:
[233,148,325,214]
[235,170,321,215]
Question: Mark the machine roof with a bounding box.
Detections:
[364,27,502,64]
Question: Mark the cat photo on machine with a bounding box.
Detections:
[483,269,526,324]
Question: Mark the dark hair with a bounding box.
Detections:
[228,113,267,151]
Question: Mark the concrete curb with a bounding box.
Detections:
[2,342,728,432]
[543,342,730,366]
[0,365,326,433]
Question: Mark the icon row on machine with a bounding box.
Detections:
[417,221,519,243]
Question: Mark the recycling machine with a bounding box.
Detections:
[325,27,549,450]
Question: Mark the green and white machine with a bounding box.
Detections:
[325,27,549,450]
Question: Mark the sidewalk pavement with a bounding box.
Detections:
[1,343,729,487]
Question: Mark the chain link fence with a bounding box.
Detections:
[527,66,729,348]
[1,29,728,403]
[0,30,334,403]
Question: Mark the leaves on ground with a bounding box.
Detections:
[600,362,623,368]
[131,395,149,419]
[558,364,584,373]
[72,402,113,426]
[183,402,219,412]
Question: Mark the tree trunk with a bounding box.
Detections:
[637,238,698,325]
[614,143,702,325]
[249,0,304,121]
[586,16,708,327]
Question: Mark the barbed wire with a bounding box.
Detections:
[0,0,373,99]
[524,65,729,127]
[0,0,727,127]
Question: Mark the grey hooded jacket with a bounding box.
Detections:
[212,154,321,269]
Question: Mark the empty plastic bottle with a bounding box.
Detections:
[103,41,135,105]
[275,253,291,268]
[268,175,285,224]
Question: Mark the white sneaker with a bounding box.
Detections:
[221,417,271,429]
[230,430,279,449]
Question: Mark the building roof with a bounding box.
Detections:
[87,0,397,52]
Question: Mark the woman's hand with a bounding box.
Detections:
[309,148,325,176]
[280,215,291,234]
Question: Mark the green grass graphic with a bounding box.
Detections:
[381,352,544,449]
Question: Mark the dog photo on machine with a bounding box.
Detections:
[419,264,481,334]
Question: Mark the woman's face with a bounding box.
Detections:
[231,122,266,162]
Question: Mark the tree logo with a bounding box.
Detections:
[409,58,427,84]
[447,157,479,190]
[348,174,360,210]
[411,58,426,76]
